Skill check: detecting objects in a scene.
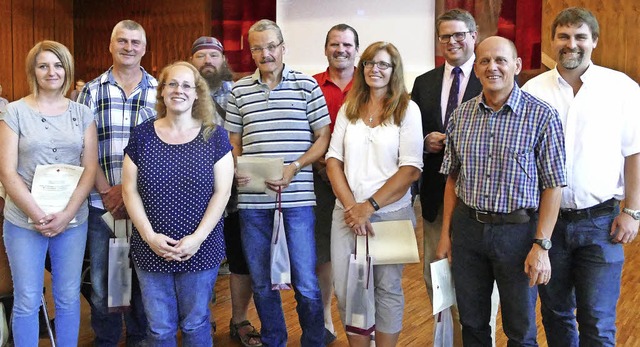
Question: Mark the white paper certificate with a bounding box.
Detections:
[236,156,284,195]
[431,258,457,314]
[29,164,84,223]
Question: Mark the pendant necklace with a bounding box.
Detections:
[35,98,47,124]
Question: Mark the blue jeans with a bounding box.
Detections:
[135,265,218,346]
[450,204,538,347]
[239,207,324,347]
[539,208,623,347]
[3,220,87,347]
[87,206,147,346]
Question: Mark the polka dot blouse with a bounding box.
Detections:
[124,120,232,273]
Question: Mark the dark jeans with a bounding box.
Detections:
[539,208,623,347]
[451,204,538,347]
[87,206,147,346]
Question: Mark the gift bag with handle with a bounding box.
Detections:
[345,233,376,335]
[270,188,292,290]
[108,219,132,313]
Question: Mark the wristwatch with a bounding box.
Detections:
[533,238,552,250]
[291,161,302,175]
[622,207,640,220]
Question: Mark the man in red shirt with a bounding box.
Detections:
[312,23,359,344]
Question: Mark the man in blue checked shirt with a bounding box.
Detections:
[78,19,156,347]
[435,36,566,346]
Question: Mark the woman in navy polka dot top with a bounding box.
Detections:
[122,61,234,346]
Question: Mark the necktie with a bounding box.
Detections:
[444,66,462,129]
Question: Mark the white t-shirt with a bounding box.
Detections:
[326,100,423,212]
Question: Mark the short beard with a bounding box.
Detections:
[201,62,234,92]
[559,50,583,70]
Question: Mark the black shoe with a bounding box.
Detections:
[324,327,337,345]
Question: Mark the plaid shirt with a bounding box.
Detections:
[78,66,158,208]
[441,84,566,213]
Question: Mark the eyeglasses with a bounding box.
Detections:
[438,31,472,43]
[250,41,283,55]
[362,60,394,71]
[164,82,196,91]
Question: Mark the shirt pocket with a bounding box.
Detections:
[508,147,535,181]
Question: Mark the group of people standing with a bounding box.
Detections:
[0,5,638,347]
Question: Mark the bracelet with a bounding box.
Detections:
[368,197,380,211]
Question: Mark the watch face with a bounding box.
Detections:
[535,239,552,250]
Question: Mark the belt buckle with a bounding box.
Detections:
[475,210,489,223]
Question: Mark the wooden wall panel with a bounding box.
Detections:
[34,0,55,42]
[54,0,74,56]
[11,0,34,99]
[0,0,13,102]
[1,0,73,101]
[542,0,640,82]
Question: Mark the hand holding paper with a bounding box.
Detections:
[236,157,284,195]
[431,258,457,314]
[355,220,420,265]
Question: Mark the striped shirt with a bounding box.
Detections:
[224,65,331,209]
[441,84,566,213]
[78,66,158,208]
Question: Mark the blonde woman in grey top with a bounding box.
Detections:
[0,40,97,346]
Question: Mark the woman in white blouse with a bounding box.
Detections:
[326,41,423,347]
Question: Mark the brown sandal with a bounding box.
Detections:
[229,319,263,347]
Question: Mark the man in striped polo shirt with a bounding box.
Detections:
[224,19,331,347]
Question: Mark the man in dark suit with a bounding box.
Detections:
[411,8,498,346]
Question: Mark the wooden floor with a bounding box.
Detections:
[38,203,640,346]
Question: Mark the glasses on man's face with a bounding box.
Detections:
[250,41,283,55]
[438,31,472,43]
[164,81,196,91]
[362,60,394,71]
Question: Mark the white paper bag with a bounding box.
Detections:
[434,307,454,347]
[107,219,132,313]
[345,234,376,335]
[270,191,291,290]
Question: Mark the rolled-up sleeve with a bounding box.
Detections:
[399,101,424,170]
[325,105,348,162]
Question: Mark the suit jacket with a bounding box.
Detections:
[411,65,482,222]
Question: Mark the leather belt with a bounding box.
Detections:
[558,198,618,222]
[467,206,533,224]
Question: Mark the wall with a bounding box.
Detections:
[0,0,74,101]
[542,0,640,82]
[276,0,435,91]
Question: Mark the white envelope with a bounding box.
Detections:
[356,220,420,265]
[431,258,457,314]
[236,156,284,196]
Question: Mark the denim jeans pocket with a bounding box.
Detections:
[589,212,616,232]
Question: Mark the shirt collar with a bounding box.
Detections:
[444,54,475,79]
[251,64,291,85]
[479,82,524,116]
[317,67,356,88]
[552,61,594,87]
[101,66,157,88]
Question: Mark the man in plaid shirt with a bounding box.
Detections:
[436,36,566,346]
[78,19,156,347]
